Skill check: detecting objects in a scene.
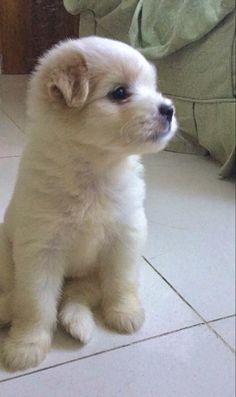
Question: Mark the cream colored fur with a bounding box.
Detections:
[0,36,177,370]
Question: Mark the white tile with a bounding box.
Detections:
[0,259,200,380]
[210,317,235,351]
[0,111,26,158]
[143,152,235,233]
[142,153,235,320]
[0,157,21,222]
[144,230,235,320]
[0,75,28,131]
[0,325,234,397]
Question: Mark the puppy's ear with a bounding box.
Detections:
[47,52,89,108]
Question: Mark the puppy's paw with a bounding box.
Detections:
[103,298,145,334]
[59,303,94,344]
[0,294,11,327]
[2,328,51,371]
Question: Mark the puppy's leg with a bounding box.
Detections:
[0,293,12,328]
[100,222,146,334]
[0,224,14,326]
[2,241,64,371]
[59,275,100,343]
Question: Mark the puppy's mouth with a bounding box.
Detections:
[146,122,173,143]
[121,116,176,148]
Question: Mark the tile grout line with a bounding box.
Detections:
[0,321,209,384]
[143,256,235,355]
[0,155,21,160]
[0,313,235,384]
[208,313,236,323]
[0,107,26,134]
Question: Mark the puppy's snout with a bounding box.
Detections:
[159,104,174,123]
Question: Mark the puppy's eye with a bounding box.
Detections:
[110,86,129,102]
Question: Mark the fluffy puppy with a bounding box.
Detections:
[0,36,177,370]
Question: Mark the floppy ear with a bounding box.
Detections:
[47,53,89,108]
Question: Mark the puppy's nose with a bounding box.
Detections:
[159,104,174,123]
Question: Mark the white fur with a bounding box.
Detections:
[0,36,177,370]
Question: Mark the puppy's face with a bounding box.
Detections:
[32,37,177,155]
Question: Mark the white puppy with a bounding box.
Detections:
[0,36,177,370]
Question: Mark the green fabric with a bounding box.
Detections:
[130,0,233,57]
[64,0,123,18]
[64,0,139,42]
[64,0,236,178]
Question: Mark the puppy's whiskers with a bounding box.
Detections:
[121,118,145,145]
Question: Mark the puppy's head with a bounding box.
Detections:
[29,36,177,155]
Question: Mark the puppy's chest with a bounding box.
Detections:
[61,158,144,232]
[65,182,125,270]
[61,169,144,247]
[68,183,120,222]
[61,170,143,276]
[64,180,126,239]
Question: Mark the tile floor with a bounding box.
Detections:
[0,75,235,397]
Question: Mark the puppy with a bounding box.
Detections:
[0,36,177,370]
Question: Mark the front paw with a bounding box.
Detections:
[59,303,94,344]
[2,328,51,371]
[103,297,145,334]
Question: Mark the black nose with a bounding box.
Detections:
[159,104,174,123]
